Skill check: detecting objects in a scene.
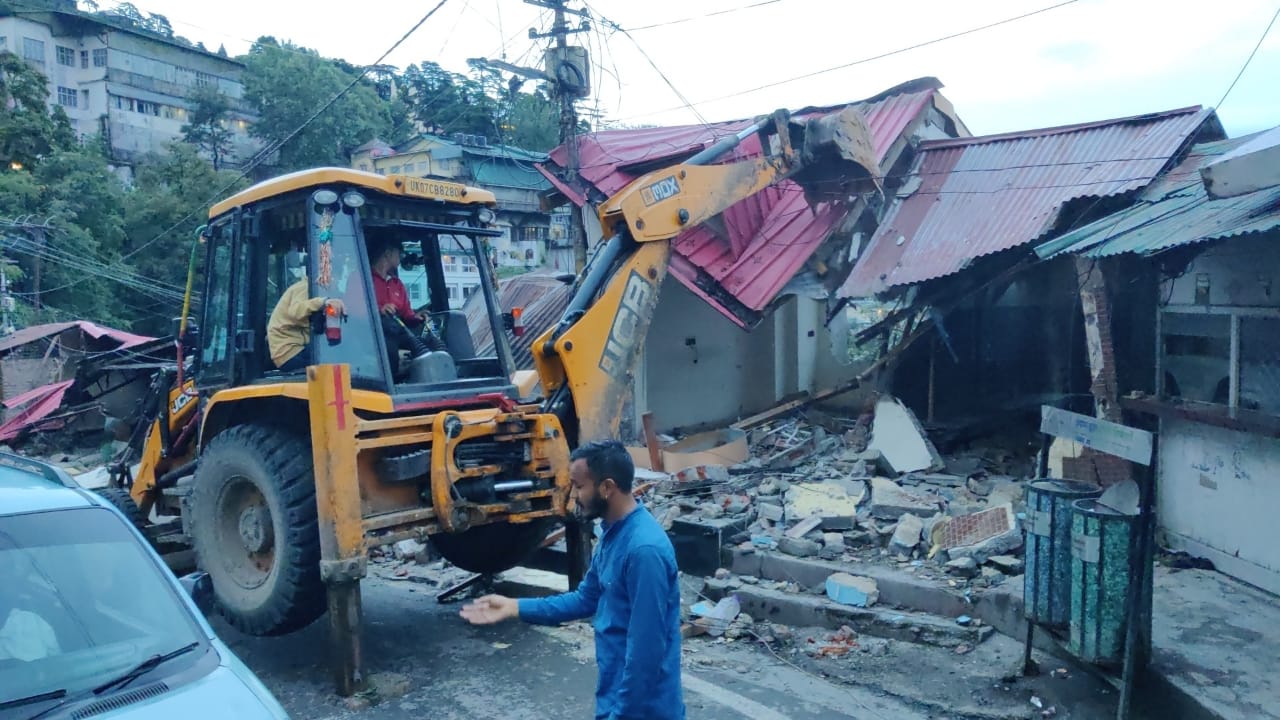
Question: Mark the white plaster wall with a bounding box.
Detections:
[1159,416,1280,594]
[641,278,776,431]
[1163,235,1280,308]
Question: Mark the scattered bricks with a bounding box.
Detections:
[822,532,846,550]
[720,493,751,515]
[785,515,824,539]
[825,573,879,607]
[870,477,942,520]
[891,513,925,555]
[757,477,782,496]
[757,500,785,523]
[778,536,821,558]
[946,557,980,578]
[988,555,1025,574]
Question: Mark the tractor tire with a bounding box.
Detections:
[429,518,556,575]
[96,487,148,533]
[189,424,324,636]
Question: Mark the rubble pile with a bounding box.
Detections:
[640,397,1035,643]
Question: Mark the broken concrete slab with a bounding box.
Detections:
[784,514,824,539]
[778,536,822,558]
[869,477,942,520]
[867,397,944,475]
[826,573,879,607]
[663,464,731,494]
[756,500,784,523]
[988,555,1025,575]
[946,557,980,579]
[891,513,925,555]
[394,538,428,562]
[784,480,865,530]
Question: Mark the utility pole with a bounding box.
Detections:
[0,215,51,332]
[473,1,592,271]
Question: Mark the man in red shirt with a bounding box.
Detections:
[370,241,423,326]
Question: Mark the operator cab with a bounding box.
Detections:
[195,169,515,406]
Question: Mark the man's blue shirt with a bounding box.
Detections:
[518,506,685,720]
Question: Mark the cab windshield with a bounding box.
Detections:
[0,505,204,704]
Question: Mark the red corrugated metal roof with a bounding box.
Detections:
[840,107,1218,297]
[544,79,948,326]
[0,321,153,354]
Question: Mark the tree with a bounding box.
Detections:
[499,87,560,152]
[120,143,247,334]
[0,53,76,170]
[242,38,392,171]
[400,62,498,139]
[181,84,234,170]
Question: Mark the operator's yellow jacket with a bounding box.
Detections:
[267,278,326,368]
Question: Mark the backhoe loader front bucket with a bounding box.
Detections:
[791,105,883,205]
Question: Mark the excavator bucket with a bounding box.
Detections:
[790,105,883,205]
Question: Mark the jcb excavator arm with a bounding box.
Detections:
[531,107,882,443]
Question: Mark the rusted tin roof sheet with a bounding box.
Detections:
[543,79,956,326]
[1036,131,1280,259]
[840,107,1218,297]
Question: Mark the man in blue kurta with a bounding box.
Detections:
[460,440,685,720]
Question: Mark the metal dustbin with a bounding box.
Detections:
[1024,479,1102,629]
[1068,498,1139,667]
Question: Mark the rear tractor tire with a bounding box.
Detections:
[189,424,325,636]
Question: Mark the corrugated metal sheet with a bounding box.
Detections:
[1036,132,1280,259]
[544,80,947,325]
[0,322,153,355]
[840,107,1217,297]
[463,271,574,369]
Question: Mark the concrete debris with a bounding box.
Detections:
[700,502,725,519]
[867,397,944,475]
[945,557,980,578]
[667,464,731,493]
[714,568,732,580]
[812,625,860,657]
[778,536,822,558]
[870,477,942,520]
[966,474,995,497]
[822,532,846,550]
[785,481,865,530]
[903,472,966,488]
[987,555,1024,574]
[890,513,925,555]
[756,478,783,496]
[784,514,824,539]
[756,500,785,523]
[394,538,428,562]
[825,573,879,607]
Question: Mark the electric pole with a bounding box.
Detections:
[473,1,593,271]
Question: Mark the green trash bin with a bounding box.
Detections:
[1024,479,1101,629]
[1068,498,1139,667]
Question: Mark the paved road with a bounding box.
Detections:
[214,576,926,720]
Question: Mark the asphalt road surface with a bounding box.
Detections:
[214,575,930,720]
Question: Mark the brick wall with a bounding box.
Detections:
[1062,447,1133,487]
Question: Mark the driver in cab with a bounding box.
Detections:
[367,236,447,359]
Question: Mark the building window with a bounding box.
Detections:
[443,255,458,273]
[462,285,477,300]
[408,284,422,302]
[81,89,89,107]
[389,165,402,174]
[358,163,369,171]
[56,86,78,108]
[195,70,215,87]
[136,100,160,116]
[111,94,134,111]
[375,168,386,175]
[93,48,107,67]
[447,286,459,301]
[1160,310,1280,415]
[23,37,45,66]
[162,105,179,120]
[80,50,88,68]
[56,45,74,67]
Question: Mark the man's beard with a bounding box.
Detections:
[574,494,609,522]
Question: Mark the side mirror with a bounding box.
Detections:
[180,571,214,615]
[555,274,576,285]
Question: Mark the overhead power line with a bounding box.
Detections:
[1216,2,1280,110]
[624,0,783,32]
[614,0,1082,123]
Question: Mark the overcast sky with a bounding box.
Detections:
[120,0,1278,138]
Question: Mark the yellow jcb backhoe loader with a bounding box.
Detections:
[101,106,880,695]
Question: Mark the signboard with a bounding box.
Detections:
[1040,406,1154,466]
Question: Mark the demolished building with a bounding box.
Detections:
[532,78,970,433]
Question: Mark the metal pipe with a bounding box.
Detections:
[686,122,764,167]
[156,460,198,490]
[543,232,629,357]
[493,480,535,494]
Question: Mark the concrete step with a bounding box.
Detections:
[701,579,992,650]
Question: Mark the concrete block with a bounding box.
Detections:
[784,481,864,530]
[778,536,821,558]
[757,500,784,523]
[988,555,1024,574]
[825,572,879,607]
[870,477,941,520]
[891,513,924,554]
[944,504,1022,564]
[822,532,846,550]
[946,557,979,578]
[394,538,427,561]
[784,515,824,539]
[867,397,944,474]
